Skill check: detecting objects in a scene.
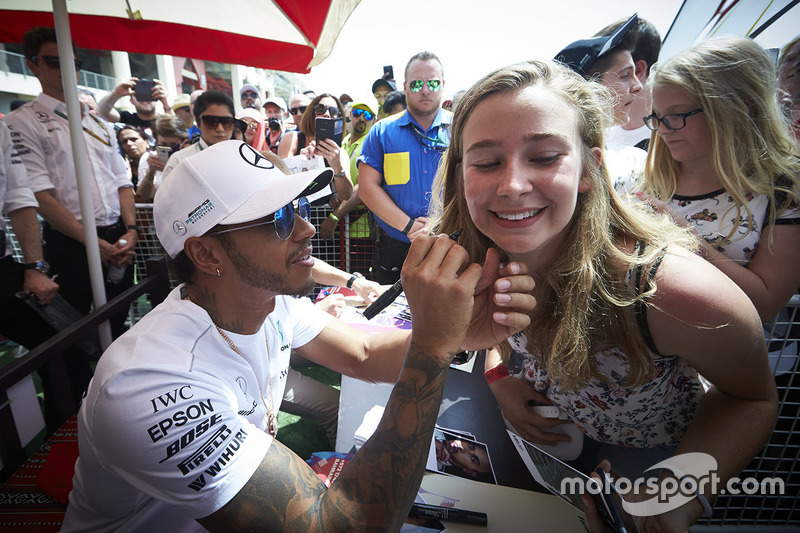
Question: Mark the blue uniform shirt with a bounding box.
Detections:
[358,108,452,242]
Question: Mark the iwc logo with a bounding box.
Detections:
[173,220,187,235]
[239,143,275,170]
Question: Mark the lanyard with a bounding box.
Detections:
[410,122,450,152]
[53,109,111,147]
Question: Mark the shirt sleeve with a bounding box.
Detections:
[88,366,272,519]
[357,125,384,177]
[5,109,56,194]
[0,121,37,215]
[284,296,334,348]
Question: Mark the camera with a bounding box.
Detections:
[267,118,281,132]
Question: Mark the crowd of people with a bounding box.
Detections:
[0,14,798,531]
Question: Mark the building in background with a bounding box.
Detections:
[0,42,309,115]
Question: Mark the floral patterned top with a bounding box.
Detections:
[510,248,705,448]
[668,188,800,265]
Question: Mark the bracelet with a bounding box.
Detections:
[334,170,347,178]
[346,272,363,289]
[126,224,141,235]
[401,217,416,235]
[664,466,713,518]
[484,364,509,385]
[328,212,340,222]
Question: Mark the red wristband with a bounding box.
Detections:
[484,364,509,385]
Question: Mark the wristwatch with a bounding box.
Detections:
[126,224,141,235]
[346,272,363,289]
[24,259,50,275]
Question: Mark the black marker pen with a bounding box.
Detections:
[408,503,488,526]
[363,229,463,320]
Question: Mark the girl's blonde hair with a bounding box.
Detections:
[643,36,800,247]
[428,60,696,390]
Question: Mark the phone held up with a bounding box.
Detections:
[134,79,155,102]
[155,146,172,164]
[315,116,344,147]
[383,65,394,80]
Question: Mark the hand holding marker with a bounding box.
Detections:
[362,229,463,320]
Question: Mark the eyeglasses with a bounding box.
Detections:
[289,106,308,115]
[210,197,310,240]
[33,55,81,70]
[314,104,341,117]
[241,91,259,99]
[201,115,236,129]
[409,79,442,93]
[643,108,704,131]
[351,108,374,121]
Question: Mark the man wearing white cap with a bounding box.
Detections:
[240,83,263,113]
[263,96,287,153]
[62,140,534,531]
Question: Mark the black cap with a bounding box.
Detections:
[371,78,397,93]
[554,14,638,77]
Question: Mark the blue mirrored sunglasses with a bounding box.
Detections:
[351,108,374,121]
[211,197,310,240]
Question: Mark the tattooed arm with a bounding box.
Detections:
[198,234,495,531]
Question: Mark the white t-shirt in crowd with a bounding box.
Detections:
[62,286,332,532]
[606,124,651,150]
[605,142,647,195]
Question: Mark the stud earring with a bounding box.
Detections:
[216,268,221,277]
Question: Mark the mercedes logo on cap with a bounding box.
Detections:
[239,142,275,170]
[173,220,187,235]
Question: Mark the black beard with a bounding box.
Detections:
[222,238,314,297]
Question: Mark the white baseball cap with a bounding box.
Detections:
[154,141,332,257]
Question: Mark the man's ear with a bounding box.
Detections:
[26,58,40,78]
[579,147,602,193]
[634,59,648,82]
[184,236,224,278]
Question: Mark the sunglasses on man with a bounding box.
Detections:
[201,115,236,129]
[289,106,308,115]
[241,91,259,99]
[210,197,310,240]
[409,79,442,93]
[351,108,374,122]
[33,55,82,70]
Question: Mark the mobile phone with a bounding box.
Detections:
[315,117,344,146]
[156,145,172,164]
[134,79,155,102]
[383,65,394,80]
[593,469,629,533]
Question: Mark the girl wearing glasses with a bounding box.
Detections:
[639,37,800,326]
[429,60,777,530]
[278,93,353,205]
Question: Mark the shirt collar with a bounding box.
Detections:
[36,92,89,117]
[399,107,452,131]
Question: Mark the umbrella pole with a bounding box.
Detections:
[52,0,113,350]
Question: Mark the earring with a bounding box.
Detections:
[216,268,221,277]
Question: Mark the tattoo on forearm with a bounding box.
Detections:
[202,342,454,532]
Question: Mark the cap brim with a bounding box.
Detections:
[220,166,333,225]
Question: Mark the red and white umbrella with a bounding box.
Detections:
[0,0,360,346]
[0,0,361,73]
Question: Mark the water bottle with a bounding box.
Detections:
[106,238,128,284]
